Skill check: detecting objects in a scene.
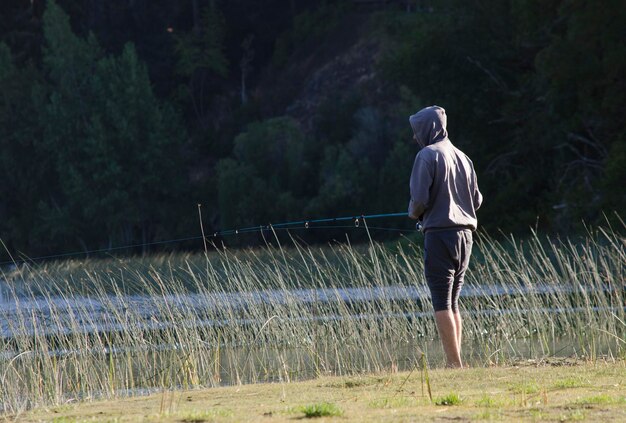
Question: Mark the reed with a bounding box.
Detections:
[0,225,623,414]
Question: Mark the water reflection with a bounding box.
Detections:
[0,284,618,338]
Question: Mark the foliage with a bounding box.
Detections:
[575,395,626,405]
[174,2,228,126]
[1,225,623,414]
[216,117,313,230]
[0,0,625,257]
[534,0,626,226]
[0,1,187,253]
[300,402,343,418]
[174,4,228,78]
[435,393,463,406]
[272,1,352,68]
[380,0,626,234]
[0,43,49,250]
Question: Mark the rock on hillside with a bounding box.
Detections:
[255,12,389,132]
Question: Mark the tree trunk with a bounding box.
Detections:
[240,35,254,105]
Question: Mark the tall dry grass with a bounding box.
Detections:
[0,224,623,414]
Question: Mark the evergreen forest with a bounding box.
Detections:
[1,0,624,258]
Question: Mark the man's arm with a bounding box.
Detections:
[473,170,483,210]
[408,154,433,220]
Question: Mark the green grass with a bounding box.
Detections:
[300,402,343,418]
[559,409,586,421]
[575,394,626,405]
[509,382,540,395]
[435,393,463,406]
[179,410,234,422]
[527,408,547,420]
[326,377,377,389]
[368,396,413,409]
[475,394,501,408]
[552,377,588,389]
[474,408,504,420]
[16,362,626,422]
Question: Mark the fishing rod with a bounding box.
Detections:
[0,211,412,266]
[210,211,409,237]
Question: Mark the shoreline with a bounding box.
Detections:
[8,358,625,422]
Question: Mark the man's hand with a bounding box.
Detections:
[408,198,426,220]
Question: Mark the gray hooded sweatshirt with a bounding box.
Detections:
[408,106,483,231]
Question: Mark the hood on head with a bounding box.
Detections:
[409,105,448,148]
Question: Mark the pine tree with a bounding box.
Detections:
[37,0,187,249]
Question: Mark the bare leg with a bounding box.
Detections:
[434,310,463,368]
[453,311,462,351]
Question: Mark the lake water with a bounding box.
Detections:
[0,278,622,413]
[0,282,617,339]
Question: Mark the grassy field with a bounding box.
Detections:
[8,359,626,422]
[0,222,624,416]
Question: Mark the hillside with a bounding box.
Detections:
[0,0,624,258]
[256,12,386,129]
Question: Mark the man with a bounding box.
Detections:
[408,105,482,368]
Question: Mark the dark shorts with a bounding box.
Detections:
[424,229,473,312]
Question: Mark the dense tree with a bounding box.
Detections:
[0,0,624,259]
[216,117,313,230]
[174,2,228,127]
[35,1,187,250]
[0,43,48,252]
[381,0,625,233]
[533,0,626,226]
